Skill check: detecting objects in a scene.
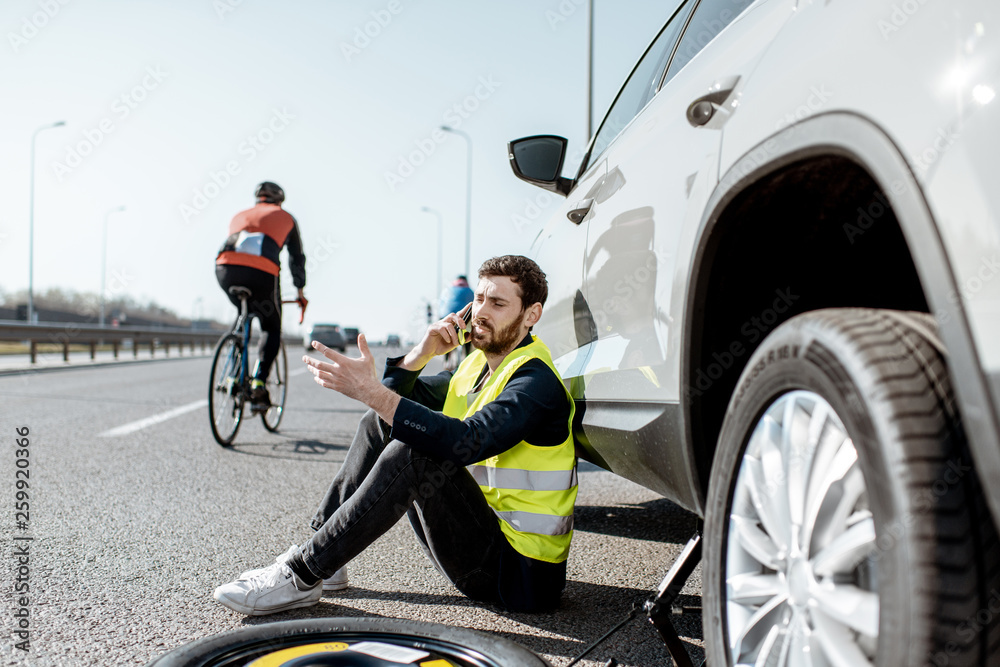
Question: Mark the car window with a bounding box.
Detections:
[583,0,693,173]
[661,0,755,86]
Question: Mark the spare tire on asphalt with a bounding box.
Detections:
[145,617,551,667]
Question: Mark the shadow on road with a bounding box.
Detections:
[228,436,350,461]
[499,582,703,663]
[239,581,703,665]
[573,498,700,544]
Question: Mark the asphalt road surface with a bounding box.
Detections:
[0,347,703,666]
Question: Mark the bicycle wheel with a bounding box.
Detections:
[261,342,288,432]
[208,334,244,446]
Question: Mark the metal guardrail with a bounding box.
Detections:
[0,320,226,364]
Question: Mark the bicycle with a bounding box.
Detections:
[207,286,305,446]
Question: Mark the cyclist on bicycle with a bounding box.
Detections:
[215,181,306,411]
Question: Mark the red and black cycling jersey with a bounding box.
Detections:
[216,202,306,288]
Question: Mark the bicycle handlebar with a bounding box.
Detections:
[281,297,308,324]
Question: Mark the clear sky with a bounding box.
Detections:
[1,0,680,342]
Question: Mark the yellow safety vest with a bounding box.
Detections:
[442,336,577,563]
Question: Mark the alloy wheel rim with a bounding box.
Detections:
[725,390,879,666]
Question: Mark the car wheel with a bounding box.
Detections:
[145,617,550,666]
[704,308,1000,666]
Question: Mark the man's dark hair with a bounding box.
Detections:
[478,255,548,308]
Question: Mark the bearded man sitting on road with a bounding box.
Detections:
[213,254,577,615]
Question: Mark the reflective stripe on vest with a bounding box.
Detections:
[492,509,574,536]
[442,336,576,563]
[469,465,578,493]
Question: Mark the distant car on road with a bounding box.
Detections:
[343,327,360,346]
[385,334,401,348]
[305,323,346,352]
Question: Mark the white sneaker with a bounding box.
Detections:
[239,544,349,593]
[322,565,349,592]
[237,544,298,580]
[214,562,321,616]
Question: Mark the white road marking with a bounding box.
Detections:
[289,366,309,377]
[100,399,208,437]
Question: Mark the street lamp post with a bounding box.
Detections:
[440,125,472,277]
[587,0,595,139]
[100,206,126,327]
[28,120,66,324]
[421,206,444,310]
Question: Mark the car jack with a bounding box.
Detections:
[566,532,704,667]
[644,532,703,667]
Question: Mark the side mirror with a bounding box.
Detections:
[508,135,574,196]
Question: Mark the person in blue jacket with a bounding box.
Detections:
[439,276,474,370]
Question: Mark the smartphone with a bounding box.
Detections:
[456,306,473,345]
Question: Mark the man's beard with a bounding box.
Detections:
[470,315,523,355]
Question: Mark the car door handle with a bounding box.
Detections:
[566,198,594,224]
[686,76,741,128]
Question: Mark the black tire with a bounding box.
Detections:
[145,617,551,667]
[208,334,244,446]
[703,308,1000,666]
[261,342,288,432]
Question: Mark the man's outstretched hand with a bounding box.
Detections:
[303,333,400,424]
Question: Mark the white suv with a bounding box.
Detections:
[508,0,1000,665]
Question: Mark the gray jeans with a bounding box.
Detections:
[296,409,511,604]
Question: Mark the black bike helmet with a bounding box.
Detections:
[255,181,285,204]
